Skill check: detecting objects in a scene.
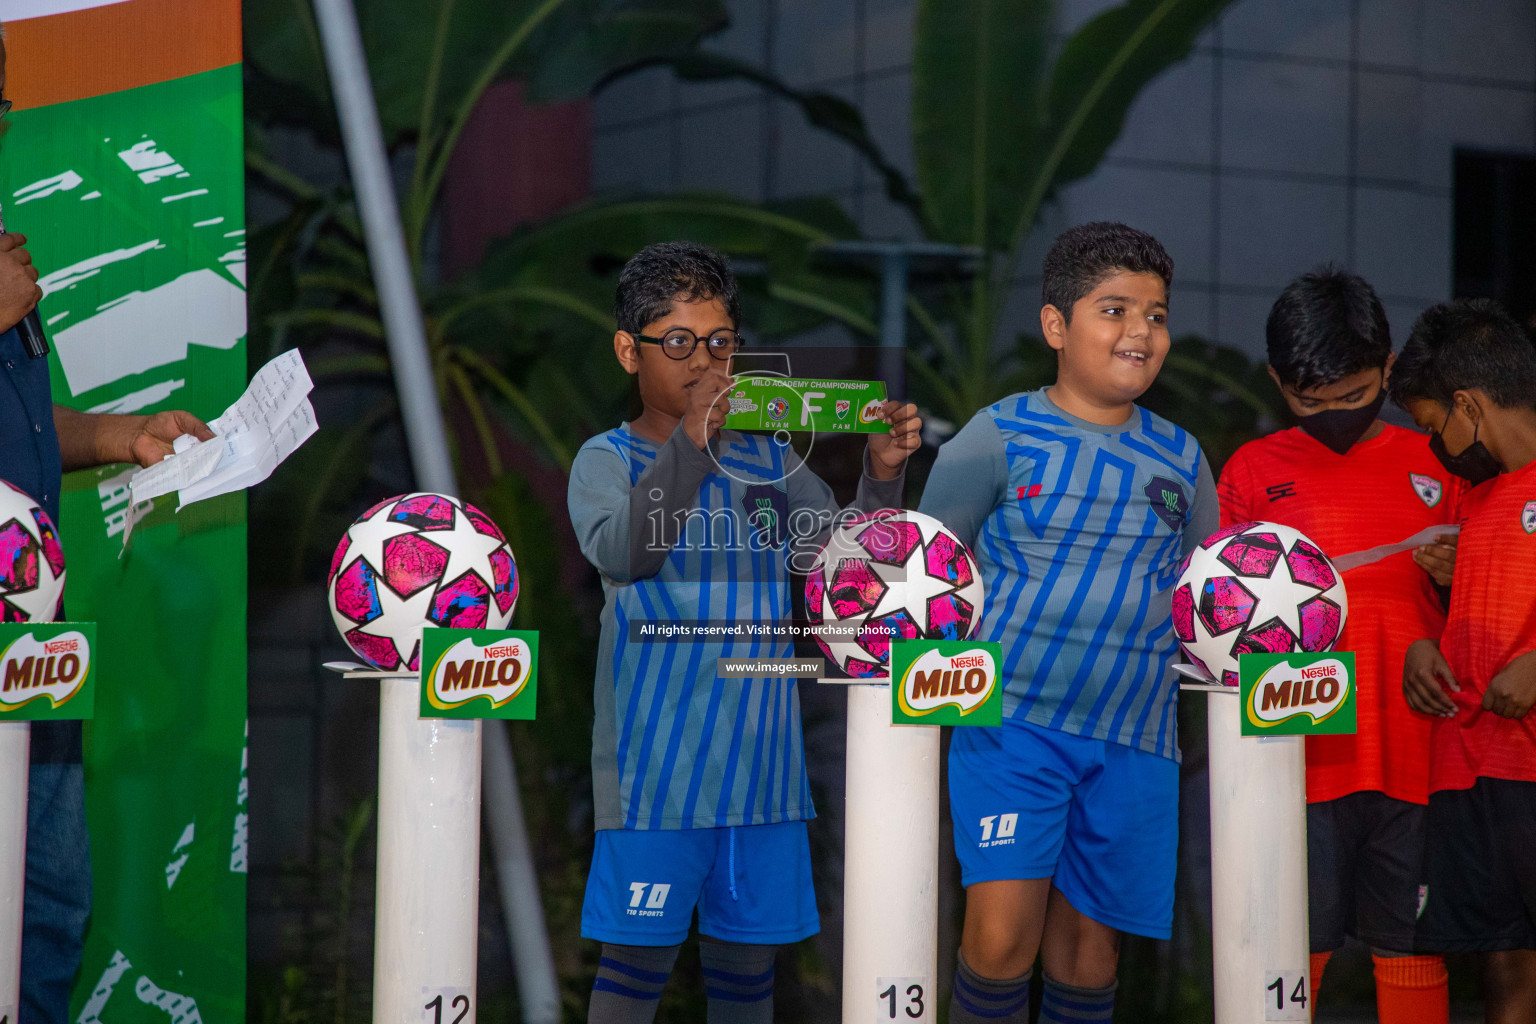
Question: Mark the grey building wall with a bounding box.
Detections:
[591,0,1536,358]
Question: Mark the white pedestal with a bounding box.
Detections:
[1204,687,1310,1023]
[0,721,27,1017]
[372,676,482,1024]
[839,680,939,1024]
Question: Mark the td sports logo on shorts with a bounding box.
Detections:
[626,882,671,917]
[977,812,1019,849]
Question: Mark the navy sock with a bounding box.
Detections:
[588,942,680,1024]
[1039,973,1116,1024]
[699,940,777,1024]
[949,953,1032,1023]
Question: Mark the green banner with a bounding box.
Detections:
[1239,651,1357,736]
[890,639,1003,726]
[0,622,96,720]
[724,376,890,433]
[1,64,247,1018]
[420,628,540,720]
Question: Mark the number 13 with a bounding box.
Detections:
[878,983,924,1019]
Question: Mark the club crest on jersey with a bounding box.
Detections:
[742,484,788,548]
[1144,477,1188,529]
[1523,500,1536,535]
[1410,473,1443,508]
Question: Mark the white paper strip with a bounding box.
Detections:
[1331,524,1460,573]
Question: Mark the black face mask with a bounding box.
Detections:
[1296,389,1386,455]
[1429,408,1501,485]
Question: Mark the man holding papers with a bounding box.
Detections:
[0,234,211,1024]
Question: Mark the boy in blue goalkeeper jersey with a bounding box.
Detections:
[569,241,922,1023]
[919,223,1218,1024]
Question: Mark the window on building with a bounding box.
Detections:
[1454,149,1536,331]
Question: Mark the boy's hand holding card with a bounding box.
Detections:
[868,400,922,479]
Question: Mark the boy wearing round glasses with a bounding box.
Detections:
[568,241,922,1023]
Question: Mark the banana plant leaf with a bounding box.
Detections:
[245,0,726,146]
[911,0,1051,249]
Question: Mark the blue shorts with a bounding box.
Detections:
[581,820,820,946]
[949,718,1178,939]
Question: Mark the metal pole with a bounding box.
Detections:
[310,3,560,1020]
[481,722,560,1024]
[310,0,451,490]
[876,251,907,393]
[0,721,28,1019]
[841,682,939,1023]
[1205,690,1310,1023]
[878,250,908,349]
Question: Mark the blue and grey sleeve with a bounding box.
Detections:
[917,411,1008,551]
[1183,452,1219,556]
[567,424,714,584]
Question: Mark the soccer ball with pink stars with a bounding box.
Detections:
[0,479,65,623]
[805,509,985,677]
[1174,520,1349,687]
[327,493,518,671]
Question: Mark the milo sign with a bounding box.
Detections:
[0,622,97,721]
[1239,651,1357,736]
[420,628,539,720]
[891,639,1003,726]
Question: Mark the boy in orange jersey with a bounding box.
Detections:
[1217,269,1459,1022]
[1391,299,1536,1024]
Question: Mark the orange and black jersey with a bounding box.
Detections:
[1434,458,1536,792]
[1218,424,1461,805]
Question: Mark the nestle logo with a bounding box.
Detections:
[950,655,986,668]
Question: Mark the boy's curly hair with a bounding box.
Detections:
[615,241,741,335]
[1042,222,1173,323]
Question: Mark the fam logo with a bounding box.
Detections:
[426,636,531,711]
[766,396,789,422]
[835,399,852,420]
[978,812,1018,849]
[1143,476,1187,529]
[1410,473,1443,508]
[0,630,91,713]
[897,646,997,718]
[1245,657,1350,729]
[626,881,671,917]
[1523,500,1536,535]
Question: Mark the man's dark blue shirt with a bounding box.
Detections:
[0,324,76,763]
[0,325,61,524]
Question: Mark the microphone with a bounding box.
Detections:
[15,311,49,361]
[0,206,48,359]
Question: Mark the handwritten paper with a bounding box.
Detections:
[124,350,318,545]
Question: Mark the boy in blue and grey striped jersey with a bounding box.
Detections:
[920,223,1218,1024]
[568,241,923,1024]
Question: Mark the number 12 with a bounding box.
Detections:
[425,994,470,1024]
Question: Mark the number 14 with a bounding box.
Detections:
[1263,972,1308,1021]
